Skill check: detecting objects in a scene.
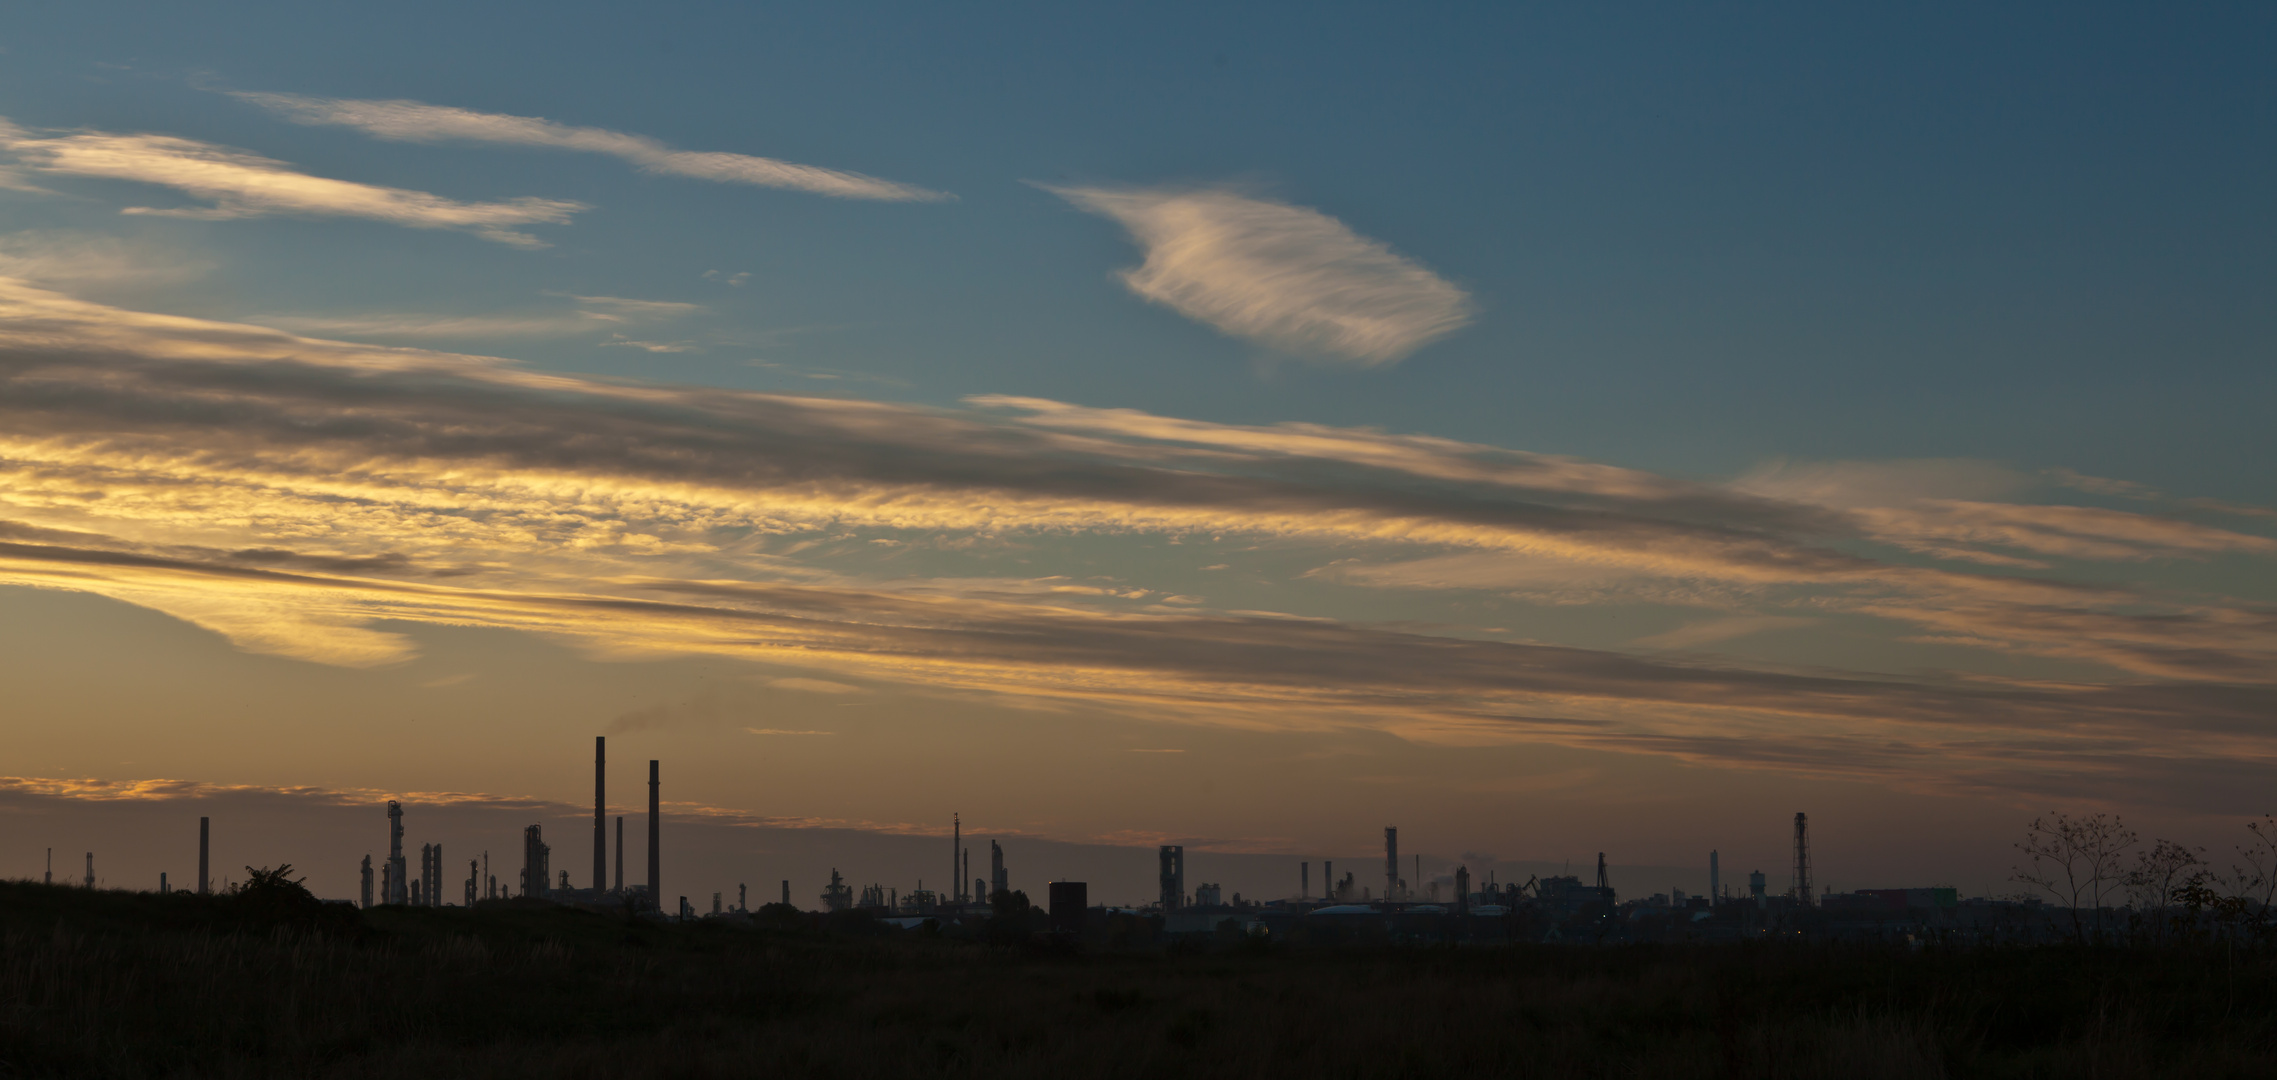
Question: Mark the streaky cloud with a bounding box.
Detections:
[1043,184,1472,366]
[1,279,2275,799]
[255,294,699,340]
[0,121,582,246]
[234,91,951,203]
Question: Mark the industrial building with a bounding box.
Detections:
[29,739,2028,947]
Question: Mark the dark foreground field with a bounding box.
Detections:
[3,883,2276,1079]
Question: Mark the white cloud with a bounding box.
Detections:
[1739,458,2277,562]
[1733,458,2028,509]
[0,230,216,287]
[0,165,52,193]
[602,337,699,353]
[572,295,702,321]
[254,294,699,340]
[1044,184,1472,366]
[0,122,582,246]
[234,91,950,203]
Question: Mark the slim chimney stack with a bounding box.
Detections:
[386,801,406,905]
[593,736,607,892]
[647,760,661,909]
[1384,827,1399,902]
[1791,813,1812,906]
[952,813,962,903]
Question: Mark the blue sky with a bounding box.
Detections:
[0,2,2272,902]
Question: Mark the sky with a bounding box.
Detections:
[0,2,2272,907]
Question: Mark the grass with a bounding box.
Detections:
[2,881,2275,1078]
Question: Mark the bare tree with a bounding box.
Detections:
[2214,815,2277,939]
[2014,812,2138,945]
[2123,840,2204,942]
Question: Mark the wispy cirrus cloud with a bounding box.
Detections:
[233,91,950,203]
[1,279,2275,799]
[0,121,583,246]
[1740,459,2277,563]
[1043,185,1472,366]
[0,229,216,287]
[252,294,700,340]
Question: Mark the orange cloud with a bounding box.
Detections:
[1,279,2273,800]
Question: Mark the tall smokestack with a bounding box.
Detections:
[593,736,607,892]
[1384,826,1399,903]
[1791,813,1812,906]
[647,760,660,909]
[386,801,406,904]
[198,817,210,895]
[84,852,94,888]
[952,814,961,903]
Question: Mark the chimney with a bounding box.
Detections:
[198,817,210,896]
[647,760,661,909]
[593,736,607,892]
[781,880,789,907]
[952,813,961,903]
[1384,827,1399,903]
[1792,813,1813,906]
[386,801,406,905]
[84,852,94,889]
